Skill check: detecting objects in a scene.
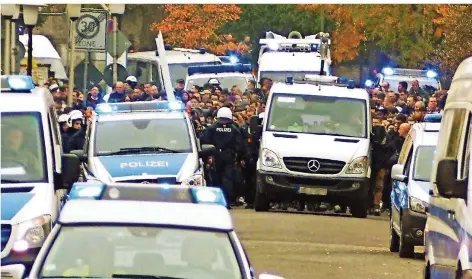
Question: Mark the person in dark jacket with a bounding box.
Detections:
[85,86,104,109]
[107,82,127,103]
[370,113,389,215]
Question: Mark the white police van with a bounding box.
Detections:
[0,75,80,272]
[2,182,285,279]
[128,46,221,88]
[185,64,255,92]
[389,114,441,258]
[258,31,331,84]
[70,101,215,186]
[374,67,441,93]
[250,76,371,217]
[424,57,472,279]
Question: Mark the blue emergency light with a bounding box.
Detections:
[347,80,355,89]
[286,76,294,85]
[1,75,35,92]
[68,182,228,207]
[382,67,394,76]
[187,64,252,76]
[426,70,438,78]
[95,101,185,114]
[424,113,443,123]
[364,79,373,87]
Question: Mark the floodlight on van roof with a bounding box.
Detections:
[1,75,35,92]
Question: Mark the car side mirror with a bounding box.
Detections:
[259,273,286,279]
[391,164,408,183]
[70,150,87,162]
[436,158,467,199]
[199,144,216,158]
[61,154,81,190]
[1,264,25,279]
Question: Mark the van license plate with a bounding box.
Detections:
[299,187,327,195]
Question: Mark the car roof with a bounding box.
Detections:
[269,82,369,100]
[411,122,440,146]
[97,111,186,122]
[187,72,249,79]
[0,87,54,113]
[59,200,233,231]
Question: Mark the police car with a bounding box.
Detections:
[389,114,440,258]
[1,75,80,272]
[250,76,371,217]
[374,67,441,93]
[70,101,215,185]
[185,64,255,92]
[128,46,222,88]
[2,183,285,279]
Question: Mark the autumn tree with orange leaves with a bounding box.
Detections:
[150,4,250,55]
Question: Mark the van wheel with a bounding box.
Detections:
[399,221,415,258]
[424,263,431,279]
[351,201,367,218]
[389,214,400,252]
[254,174,270,212]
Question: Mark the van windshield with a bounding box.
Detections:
[186,76,249,91]
[169,62,220,86]
[413,146,436,181]
[1,112,47,183]
[266,93,367,138]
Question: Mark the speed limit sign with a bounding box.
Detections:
[74,10,107,51]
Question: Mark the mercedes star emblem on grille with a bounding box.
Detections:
[307,160,321,172]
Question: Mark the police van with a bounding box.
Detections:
[70,101,215,185]
[185,64,255,92]
[250,76,371,217]
[258,31,331,85]
[389,114,441,258]
[375,67,441,94]
[0,75,80,271]
[424,57,472,279]
[128,47,221,88]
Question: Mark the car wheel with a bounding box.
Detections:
[399,220,415,258]
[254,174,270,212]
[389,212,400,252]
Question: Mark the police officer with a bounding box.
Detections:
[200,107,247,208]
[68,110,86,152]
[58,114,71,153]
[125,76,138,90]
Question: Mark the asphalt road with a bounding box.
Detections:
[232,209,425,279]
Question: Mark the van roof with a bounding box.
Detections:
[269,82,369,100]
[258,52,326,72]
[411,122,440,146]
[128,50,221,65]
[0,87,54,113]
[446,56,472,105]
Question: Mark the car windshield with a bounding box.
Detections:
[39,226,242,279]
[95,119,192,155]
[1,112,47,183]
[259,71,322,83]
[186,76,249,91]
[383,77,439,94]
[169,62,220,87]
[413,146,436,181]
[266,93,367,138]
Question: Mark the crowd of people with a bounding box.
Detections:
[43,73,447,213]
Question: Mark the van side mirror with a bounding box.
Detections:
[436,158,467,199]
[61,154,81,189]
[70,150,87,162]
[391,164,408,183]
[199,144,215,158]
[1,264,25,279]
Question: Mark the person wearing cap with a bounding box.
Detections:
[200,107,247,208]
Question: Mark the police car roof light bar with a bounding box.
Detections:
[187,64,252,76]
[424,113,443,123]
[382,67,438,78]
[1,75,35,92]
[68,182,228,207]
[95,101,185,114]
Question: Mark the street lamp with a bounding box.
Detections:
[107,4,125,84]
[22,4,40,77]
[2,4,17,75]
[66,4,81,106]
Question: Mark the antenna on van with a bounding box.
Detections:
[155,31,176,102]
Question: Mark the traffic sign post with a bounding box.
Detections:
[103,63,128,87]
[74,9,107,51]
[74,58,104,92]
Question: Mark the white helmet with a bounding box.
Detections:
[216,107,232,119]
[68,110,84,125]
[58,114,70,124]
[126,76,137,83]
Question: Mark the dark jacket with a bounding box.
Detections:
[86,93,104,109]
[108,91,126,103]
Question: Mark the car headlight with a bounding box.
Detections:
[181,174,204,186]
[15,215,52,249]
[261,149,281,168]
[345,156,368,174]
[409,197,427,214]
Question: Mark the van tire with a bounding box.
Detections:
[254,174,270,212]
[351,201,368,218]
[389,214,400,252]
[399,221,415,258]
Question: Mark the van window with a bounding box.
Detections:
[444,108,467,158]
[413,146,435,181]
[128,60,150,85]
[398,135,413,166]
[460,114,472,179]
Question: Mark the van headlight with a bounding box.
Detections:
[345,156,368,174]
[262,149,281,168]
[14,215,51,250]
[409,197,427,214]
[181,174,203,186]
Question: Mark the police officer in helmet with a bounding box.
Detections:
[200,107,247,208]
[125,76,138,90]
